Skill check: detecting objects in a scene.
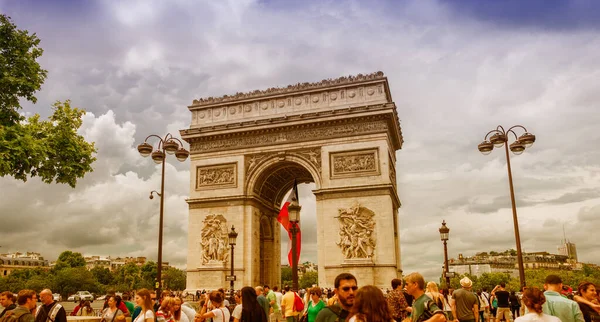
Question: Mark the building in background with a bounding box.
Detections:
[0,252,49,276]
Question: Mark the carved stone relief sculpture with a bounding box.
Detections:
[330,149,379,178]
[335,202,377,259]
[200,214,230,264]
[196,163,237,189]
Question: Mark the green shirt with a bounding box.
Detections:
[267,291,279,313]
[125,302,135,315]
[541,291,585,322]
[315,303,349,322]
[411,294,444,322]
[307,301,325,322]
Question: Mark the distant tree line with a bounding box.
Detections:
[281,266,318,289]
[440,265,600,291]
[0,251,186,296]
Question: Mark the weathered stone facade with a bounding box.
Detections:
[181,72,403,290]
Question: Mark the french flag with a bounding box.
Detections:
[277,180,301,266]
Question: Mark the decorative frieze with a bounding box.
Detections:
[200,214,229,265]
[335,202,377,259]
[196,163,237,189]
[330,148,379,178]
[191,119,388,153]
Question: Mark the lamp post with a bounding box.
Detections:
[478,125,536,289]
[137,133,189,296]
[439,220,450,288]
[228,226,238,297]
[288,196,301,291]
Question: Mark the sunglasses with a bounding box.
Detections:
[340,286,358,292]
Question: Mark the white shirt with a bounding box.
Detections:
[515,313,561,322]
[211,308,230,322]
[134,310,155,322]
[275,292,283,307]
[232,305,243,320]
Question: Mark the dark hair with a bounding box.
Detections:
[240,286,268,322]
[391,279,402,289]
[334,273,357,289]
[500,282,505,288]
[17,290,36,305]
[522,287,545,314]
[545,275,562,285]
[273,286,278,291]
[263,285,270,290]
[82,300,93,314]
[578,281,596,295]
[284,285,290,292]
[310,287,322,297]
[209,290,224,304]
[349,285,393,322]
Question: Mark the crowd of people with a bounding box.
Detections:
[1,273,599,322]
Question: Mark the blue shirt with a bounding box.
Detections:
[541,290,584,322]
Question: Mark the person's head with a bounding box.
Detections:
[284,285,290,292]
[0,291,15,308]
[82,300,92,310]
[578,282,597,301]
[39,289,53,305]
[150,291,157,301]
[255,286,264,296]
[273,286,278,292]
[426,282,439,294]
[160,297,175,313]
[391,279,403,290]
[350,285,393,322]
[460,277,473,290]
[309,287,322,303]
[172,297,183,320]
[17,290,37,310]
[107,296,118,308]
[263,285,270,293]
[522,287,546,314]
[333,273,358,310]
[209,290,224,306]
[404,272,425,296]
[241,286,257,305]
[234,290,241,304]
[544,275,562,292]
[136,289,153,311]
[510,291,516,296]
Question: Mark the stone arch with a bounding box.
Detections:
[245,154,321,207]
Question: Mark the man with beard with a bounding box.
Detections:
[315,273,357,322]
[35,289,66,322]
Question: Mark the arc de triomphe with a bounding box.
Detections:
[181,71,403,290]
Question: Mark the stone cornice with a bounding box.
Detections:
[183,113,400,154]
[314,184,401,209]
[190,71,386,108]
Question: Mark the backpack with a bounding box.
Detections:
[323,305,348,322]
[0,310,29,322]
[415,299,437,322]
[293,293,304,312]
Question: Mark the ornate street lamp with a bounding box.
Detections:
[138,133,189,296]
[478,125,535,289]
[228,225,238,297]
[439,221,450,288]
[288,196,301,291]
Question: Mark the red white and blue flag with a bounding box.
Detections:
[277,180,301,266]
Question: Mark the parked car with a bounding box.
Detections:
[67,294,76,302]
[70,291,94,302]
[96,295,106,301]
[52,293,62,302]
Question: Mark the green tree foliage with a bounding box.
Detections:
[299,271,318,289]
[0,15,95,187]
[0,267,50,293]
[91,266,114,285]
[139,262,158,289]
[163,267,187,291]
[53,267,99,296]
[113,263,141,291]
[53,251,86,271]
[281,267,292,288]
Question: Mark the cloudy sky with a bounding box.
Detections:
[1,0,599,283]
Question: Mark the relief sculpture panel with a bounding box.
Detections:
[200,214,229,264]
[335,202,377,259]
[196,163,237,189]
[330,148,379,178]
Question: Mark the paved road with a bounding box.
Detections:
[55,301,106,315]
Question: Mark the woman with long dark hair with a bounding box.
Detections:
[100,296,126,322]
[574,282,600,322]
[232,287,268,322]
[197,291,230,322]
[348,285,394,322]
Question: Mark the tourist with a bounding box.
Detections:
[156,297,176,322]
[541,275,584,322]
[36,289,66,322]
[256,286,271,320]
[281,286,301,322]
[452,277,478,322]
[134,289,156,322]
[197,291,230,322]
[491,283,510,322]
[515,288,559,322]
[9,290,37,322]
[315,273,358,322]
[305,287,326,322]
[101,296,127,322]
[425,282,445,314]
[347,285,393,322]
[574,282,600,322]
[173,297,190,322]
[76,301,95,317]
[386,279,411,322]
[0,291,17,319]
[509,291,521,319]
[404,272,446,322]
[233,286,268,322]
